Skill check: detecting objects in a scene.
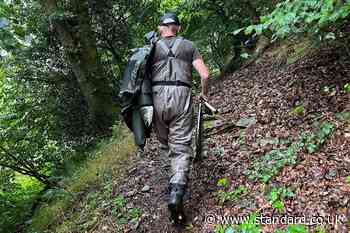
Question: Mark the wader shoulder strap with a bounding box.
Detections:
[158,37,183,57]
[170,37,183,56]
[158,40,170,55]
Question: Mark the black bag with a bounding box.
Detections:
[119,31,157,148]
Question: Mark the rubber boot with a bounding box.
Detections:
[168,183,186,224]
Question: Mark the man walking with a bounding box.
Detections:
[151,12,210,222]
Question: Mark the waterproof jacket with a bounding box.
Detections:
[119,32,157,142]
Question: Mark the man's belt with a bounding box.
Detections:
[152,80,191,88]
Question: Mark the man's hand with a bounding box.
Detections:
[199,92,209,102]
[193,58,210,101]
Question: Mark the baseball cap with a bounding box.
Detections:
[159,12,180,26]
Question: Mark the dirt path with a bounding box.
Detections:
[116,44,350,233]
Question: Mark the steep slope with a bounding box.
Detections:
[106,43,350,233]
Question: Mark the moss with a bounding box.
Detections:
[67,128,135,193]
[55,220,76,233]
[30,200,72,232]
[29,127,136,233]
[203,120,215,130]
[287,38,313,65]
[265,37,315,66]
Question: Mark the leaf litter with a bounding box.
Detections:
[96,44,350,233]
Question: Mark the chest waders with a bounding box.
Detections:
[151,37,193,224]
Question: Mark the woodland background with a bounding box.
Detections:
[0,0,349,232]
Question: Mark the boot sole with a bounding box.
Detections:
[168,202,185,224]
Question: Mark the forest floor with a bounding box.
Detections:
[101,42,350,233]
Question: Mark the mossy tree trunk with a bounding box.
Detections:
[43,0,117,133]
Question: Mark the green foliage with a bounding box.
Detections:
[29,133,136,232]
[267,187,294,213]
[216,177,248,204]
[40,188,72,203]
[315,226,326,233]
[0,64,74,186]
[284,225,308,233]
[128,207,141,220]
[177,0,275,72]
[322,85,337,96]
[286,39,313,64]
[242,0,350,41]
[217,186,248,205]
[344,83,350,93]
[276,225,309,233]
[0,0,148,229]
[0,1,31,52]
[114,195,126,210]
[245,142,301,183]
[217,178,230,188]
[214,224,232,233]
[213,146,226,157]
[235,213,262,233]
[290,105,305,117]
[0,174,43,233]
[112,194,141,225]
[246,121,335,182]
[159,0,183,12]
[346,176,350,185]
[301,122,335,154]
[240,52,250,59]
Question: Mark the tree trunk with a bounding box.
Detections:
[43,0,117,133]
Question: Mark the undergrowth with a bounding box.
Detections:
[0,175,43,233]
[246,121,335,183]
[28,126,136,233]
[266,187,294,214]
